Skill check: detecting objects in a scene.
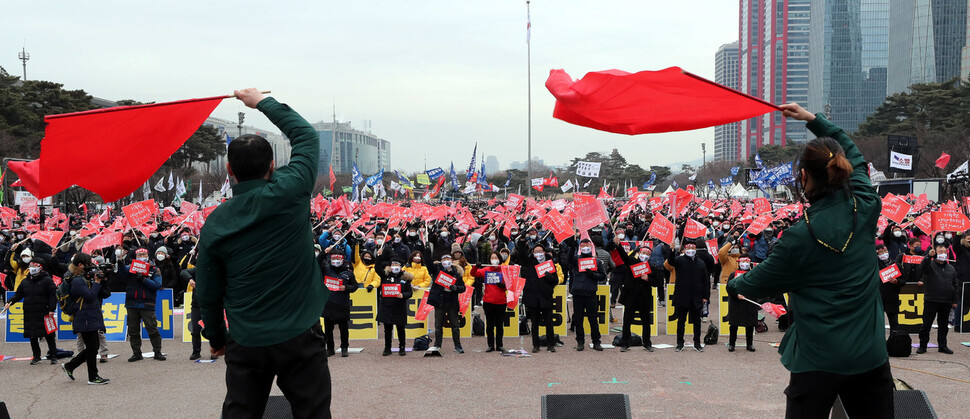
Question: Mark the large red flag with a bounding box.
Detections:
[936,153,951,169]
[545,67,780,135]
[8,96,225,202]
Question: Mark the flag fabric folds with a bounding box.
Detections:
[8,96,224,202]
[545,67,780,135]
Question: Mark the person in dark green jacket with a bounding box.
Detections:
[728,103,893,418]
[195,89,331,418]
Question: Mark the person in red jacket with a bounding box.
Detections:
[471,252,508,352]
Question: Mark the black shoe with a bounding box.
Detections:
[382,348,392,356]
[486,347,495,353]
[62,364,75,381]
[531,346,540,353]
[30,358,40,365]
[916,347,927,354]
[644,345,655,352]
[620,345,630,352]
[547,346,556,353]
[341,348,349,357]
[327,349,335,357]
[399,347,406,356]
[455,347,465,354]
[189,352,201,361]
[153,354,166,361]
[128,354,143,362]
[746,346,756,352]
[695,345,704,352]
[99,357,107,364]
[575,344,585,352]
[728,344,736,352]
[939,347,954,354]
[50,357,57,365]
[593,343,604,351]
[210,354,218,360]
[87,376,110,385]
[675,345,684,352]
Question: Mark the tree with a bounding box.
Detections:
[166,125,227,171]
[748,144,801,167]
[648,165,672,186]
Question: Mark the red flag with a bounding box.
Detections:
[30,231,65,249]
[8,96,224,202]
[10,179,23,187]
[761,302,787,319]
[647,216,676,246]
[936,153,951,169]
[81,232,124,254]
[329,165,337,192]
[683,219,707,239]
[122,199,157,227]
[545,67,780,135]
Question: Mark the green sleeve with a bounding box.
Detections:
[805,113,874,196]
[256,97,319,196]
[727,230,806,298]
[195,240,227,348]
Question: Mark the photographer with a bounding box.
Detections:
[61,253,110,385]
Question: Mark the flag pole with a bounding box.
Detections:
[526,0,532,197]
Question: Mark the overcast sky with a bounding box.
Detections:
[3,0,739,174]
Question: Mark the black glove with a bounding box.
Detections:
[367,285,374,293]
[449,284,457,292]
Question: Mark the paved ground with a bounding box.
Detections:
[2,299,968,418]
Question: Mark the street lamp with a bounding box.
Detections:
[237,112,245,137]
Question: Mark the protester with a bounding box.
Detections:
[917,244,958,354]
[607,239,661,352]
[566,238,606,351]
[375,257,413,356]
[471,252,509,352]
[516,242,560,353]
[667,241,714,352]
[426,253,466,353]
[728,103,894,418]
[403,250,431,288]
[726,257,757,352]
[321,250,358,357]
[195,89,332,417]
[876,244,904,331]
[121,248,165,362]
[61,253,110,385]
[3,257,58,364]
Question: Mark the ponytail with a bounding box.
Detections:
[826,152,852,187]
[798,137,852,202]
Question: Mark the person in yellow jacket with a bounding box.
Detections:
[9,246,33,292]
[403,251,432,288]
[718,242,742,285]
[451,244,476,288]
[353,244,381,291]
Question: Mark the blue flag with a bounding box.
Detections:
[449,162,459,190]
[707,180,715,190]
[504,171,512,187]
[395,170,414,188]
[646,172,656,186]
[352,163,364,186]
[477,157,489,187]
[672,181,678,189]
[426,167,444,180]
[730,166,740,176]
[466,143,477,180]
[755,153,764,169]
[719,176,732,186]
[365,168,384,187]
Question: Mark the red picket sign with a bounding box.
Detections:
[630,261,651,277]
[879,264,902,283]
[931,211,970,233]
[51,275,61,286]
[0,272,6,291]
[573,198,610,231]
[381,283,401,298]
[325,277,342,292]
[179,200,199,215]
[876,216,889,236]
[414,292,433,321]
[752,197,771,214]
[683,219,707,239]
[647,216,676,246]
[434,272,457,288]
[129,260,150,276]
[30,231,65,250]
[81,232,124,254]
[746,214,773,235]
[902,255,924,265]
[44,314,58,334]
[535,260,555,277]
[122,199,157,227]
[506,194,525,212]
[578,257,597,272]
[880,193,911,224]
[914,212,932,234]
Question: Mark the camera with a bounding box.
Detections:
[83,265,106,279]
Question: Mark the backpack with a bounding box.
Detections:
[886,330,912,357]
[612,333,642,347]
[56,274,83,319]
[472,314,485,336]
[413,334,431,351]
[703,324,719,345]
[538,334,564,347]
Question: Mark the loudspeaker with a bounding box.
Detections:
[830,390,936,419]
[541,394,631,419]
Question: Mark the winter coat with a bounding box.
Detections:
[921,257,958,305]
[321,263,358,320]
[68,273,108,333]
[375,268,414,325]
[403,263,432,288]
[877,256,904,314]
[471,265,508,305]
[120,262,163,310]
[667,251,714,309]
[566,249,606,297]
[726,272,758,328]
[516,242,560,309]
[352,245,380,289]
[426,264,466,309]
[8,272,57,338]
[607,242,661,309]
[718,242,741,284]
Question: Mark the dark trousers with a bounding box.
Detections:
[223,323,332,419]
[621,302,652,347]
[190,305,202,354]
[433,303,461,348]
[127,307,162,354]
[30,332,57,359]
[483,302,506,349]
[919,300,952,349]
[323,317,349,351]
[673,305,702,347]
[884,310,899,331]
[572,294,600,345]
[383,323,406,349]
[528,305,555,348]
[609,276,624,305]
[729,325,753,347]
[66,331,100,380]
[784,361,894,419]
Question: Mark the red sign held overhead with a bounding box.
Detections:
[573,198,610,232]
[683,219,708,239]
[506,194,525,212]
[30,230,65,250]
[179,200,199,215]
[705,239,719,263]
[122,199,157,227]
[752,197,771,215]
[647,216,676,246]
[81,232,124,254]
[930,211,970,233]
[746,214,773,236]
[914,212,932,235]
[880,193,911,224]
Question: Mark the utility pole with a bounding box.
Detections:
[701,143,706,168]
[526,0,532,196]
[237,112,245,137]
[18,47,30,81]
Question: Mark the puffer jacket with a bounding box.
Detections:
[121,262,163,309]
[8,271,57,338]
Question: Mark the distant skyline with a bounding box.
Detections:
[2,1,739,174]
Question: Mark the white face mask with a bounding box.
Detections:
[580,247,592,255]
[394,237,402,244]
[115,249,124,257]
[22,256,31,264]
[376,240,384,246]
[136,257,149,263]
[511,231,518,236]
[713,222,720,227]
[441,260,452,269]
[893,231,903,237]
[70,231,77,237]
[156,254,166,261]
[29,266,41,275]
[491,258,500,265]
[534,253,545,262]
[685,249,696,257]
[937,253,947,262]
[489,236,496,241]
[366,238,375,244]
[330,259,343,267]
[730,249,740,255]
[723,225,730,230]
[408,232,417,237]
[617,233,625,240]
[440,231,449,238]
[333,235,342,241]
[936,237,945,244]
[413,257,421,263]
[877,253,889,261]
[181,235,190,241]
[945,233,953,240]
[390,265,401,273]
[738,263,750,270]
[638,253,649,261]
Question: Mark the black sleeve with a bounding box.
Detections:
[342,270,358,293]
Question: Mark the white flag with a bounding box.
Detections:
[220,176,231,196]
[948,160,968,181]
[575,161,601,178]
[531,178,544,187]
[561,179,574,193]
[390,180,401,192]
[154,177,166,192]
[868,163,887,183]
[175,178,186,197]
[889,151,913,170]
[583,178,592,188]
[167,172,175,190]
[142,182,150,201]
[688,173,697,181]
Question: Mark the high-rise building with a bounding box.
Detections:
[713,42,740,162]
[311,121,391,176]
[808,0,890,134]
[888,0,968,95]
[485,155,500,174]
[964,1,970,79]
[738,0,812,161]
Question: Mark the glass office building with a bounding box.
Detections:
[888,0,968,95]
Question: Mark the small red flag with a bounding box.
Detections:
[8,96,224,202]
[329,165,337,193]
[545,67,780,135]
[936,153,951,169]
